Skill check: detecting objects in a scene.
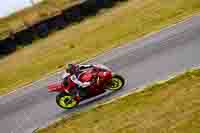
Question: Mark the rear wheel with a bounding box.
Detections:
[56,92,78,109]
[107,74,125,91]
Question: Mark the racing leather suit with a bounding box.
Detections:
[62,64,111,88]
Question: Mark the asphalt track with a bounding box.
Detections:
[1,15,200,133]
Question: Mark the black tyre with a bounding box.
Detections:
[56,92,78,109]
[107,74,125,91]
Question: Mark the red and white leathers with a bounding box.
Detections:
[62,64,111,88]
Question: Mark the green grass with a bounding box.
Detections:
[36,69,200,133]
[0,0,78,40]
[1,0,200,95]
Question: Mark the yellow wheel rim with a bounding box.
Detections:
[110,78,123,90]
[59,96,77,108]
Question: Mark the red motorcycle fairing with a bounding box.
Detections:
[98,71,112,80]
[79,71,112,97]
[79,72,93,82]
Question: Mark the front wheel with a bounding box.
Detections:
[56,92,79,109]
[107,74,125,91]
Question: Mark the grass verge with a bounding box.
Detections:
[1,0,200,95]
[36,68,200,133]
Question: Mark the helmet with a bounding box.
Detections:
[66,64,79,74]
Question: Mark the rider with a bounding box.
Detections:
[62,63,110,97]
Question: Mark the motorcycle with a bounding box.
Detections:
[48,64,125,109]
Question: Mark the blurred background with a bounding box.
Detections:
[0,0,43,17]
